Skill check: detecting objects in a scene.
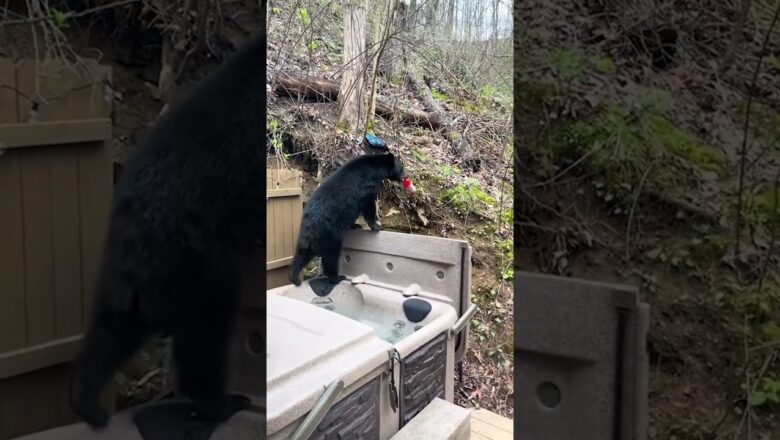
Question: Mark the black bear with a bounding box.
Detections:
[289,153,405,286]
[70,33,265,429]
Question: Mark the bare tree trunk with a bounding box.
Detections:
[463,0,470,41]
[336,0,368,132]
[424,0,438,30]
[446,0,455,36]
[379,1,406,80]
[492,0,499,44]
[367,0,397,130]
[721,0,752,74]
[406,0,417,32]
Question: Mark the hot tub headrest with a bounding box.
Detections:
[308,276,348,296]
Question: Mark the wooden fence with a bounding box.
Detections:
[266,168,303,289]
[0,58,113,439]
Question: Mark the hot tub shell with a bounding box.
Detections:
[262,230,473,439]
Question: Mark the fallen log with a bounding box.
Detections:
[405,72,481,171]
[273,72,440,128]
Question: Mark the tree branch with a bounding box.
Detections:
[0,0,140,26]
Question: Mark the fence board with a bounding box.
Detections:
[50,148,83,338]
[21,148,56,346]
[0,153,26,353]
[265,168,302,289]
[77,143,112,322]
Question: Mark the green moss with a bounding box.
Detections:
[431,88,448,101]
[573,101,722,180]
[647,115,724,172]
[558,97,725,207]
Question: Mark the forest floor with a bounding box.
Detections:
[518,1,780,438]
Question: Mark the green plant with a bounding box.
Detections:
[499,208,513,225]
[725,282,780,321]
[489,346,510,369]
[746,188,780,235]
[267,118,285,158]
[471,319,491,342]
[271,6,282,14]
[750,377,780,407]
[442,178,496,217]
[307,41,318,52]
[591,53,615,75]
[437,164,461,179]
[565,95,724,205]
[501,268,513,281]
[735,100,780,142]
[550,49,583,81]
[412,148,430,163]
[52,9,70,29]
[298,8,311,27]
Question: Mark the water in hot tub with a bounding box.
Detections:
[310,297,417,343]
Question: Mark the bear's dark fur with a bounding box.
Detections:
[70,33,265,429]
[289,153,404,286]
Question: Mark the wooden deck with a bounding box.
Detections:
[470,409,513,440]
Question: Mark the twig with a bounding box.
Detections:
[734,0,780,257]
[733,349,777,439]
[749,338,780,352]
[0,0,140,26]
[532,142,604,188]
[626,162,654,261]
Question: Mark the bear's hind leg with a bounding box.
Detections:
[72,307,146,428]
[320,244,346,285]
[289,247,314,286]
[172,276,248,423]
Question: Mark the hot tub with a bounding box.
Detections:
[264,230,475,440]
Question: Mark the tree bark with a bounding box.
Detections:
[446,0,455,36]
[336,0,368,132]
[492,0,499,44]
